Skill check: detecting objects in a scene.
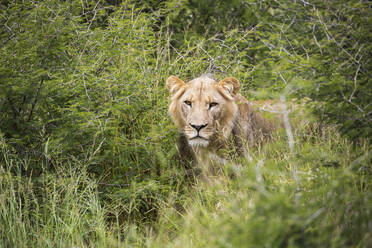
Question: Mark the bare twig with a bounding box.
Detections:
[315,8,361,66]
[278,72,299,205]
[348,64,361,102]
[83,78,91,112]
[312,24,323,54]
[280,95,294,152]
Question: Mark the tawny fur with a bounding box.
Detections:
[166,75,279,168]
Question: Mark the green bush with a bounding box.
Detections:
[0,0,371,247]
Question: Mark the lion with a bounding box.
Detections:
[166,75,279,172]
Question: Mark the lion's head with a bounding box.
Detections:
[166,75,241,147]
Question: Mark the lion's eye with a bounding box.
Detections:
[209,102,218,109]
[184,100,192,107]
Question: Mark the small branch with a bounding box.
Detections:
[348,64,361,102]
[279,90,298,206]
[1,34,14,46]
[27,79,44,122]
[280,95,294,152]
[315,8,362,66]
[87,0,101,31]
[341,89,365,114]
[255,159,267,194]
[256,159,264,183]
[170,44,197,68]
[298,0,311,6]
[346,98,365,114]
[312,24,323,54]
[83,77,91,112]
[98,183,130,187]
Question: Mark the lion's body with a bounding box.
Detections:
[166,75,279,169]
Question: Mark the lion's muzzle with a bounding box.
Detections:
[190,123,207,132]
[186,123,211,147]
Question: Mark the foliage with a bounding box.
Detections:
[151,126,372,247]
[0,0,371,247]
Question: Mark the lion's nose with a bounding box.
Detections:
[190,123,208,132]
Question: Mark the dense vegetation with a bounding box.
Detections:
[0,0,371,247]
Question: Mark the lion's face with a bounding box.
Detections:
[167,75,240,147]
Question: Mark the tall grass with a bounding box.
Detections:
[0,141,111,247]
[148,125,372,248]
[1,123,371,247]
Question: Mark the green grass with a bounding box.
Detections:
[0,3,371,246]
[1,123,371,247]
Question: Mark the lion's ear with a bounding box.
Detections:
[218,77,240,96]
[166,76,185,96]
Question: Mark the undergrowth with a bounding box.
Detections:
[1,124,371,247]
[1,1,371,247]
